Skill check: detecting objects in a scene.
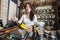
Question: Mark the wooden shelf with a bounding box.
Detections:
[23,0,57,7]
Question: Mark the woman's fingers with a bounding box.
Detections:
[26,28,32,32]
[0,27,3,30]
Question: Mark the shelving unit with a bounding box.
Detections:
[35,6,56,30]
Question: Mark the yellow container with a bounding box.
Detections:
[20,23,28,30]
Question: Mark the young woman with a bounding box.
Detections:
[18,3,37,38]
[18,3,37,31]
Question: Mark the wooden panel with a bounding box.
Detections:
[0,0,1,19]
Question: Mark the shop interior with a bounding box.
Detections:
[0,0,60,40]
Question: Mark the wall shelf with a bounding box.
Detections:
[36,6,56,30]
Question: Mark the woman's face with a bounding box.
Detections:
[26,4,31,13]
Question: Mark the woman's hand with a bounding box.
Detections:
[27,28,32,32]
[11,17,18,21]
[0,27,3,30]
[26,26,32,32]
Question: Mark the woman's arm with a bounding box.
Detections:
[18,15,24,24]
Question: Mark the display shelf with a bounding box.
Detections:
[36,7,56,30]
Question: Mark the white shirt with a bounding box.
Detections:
[18,14,37,28]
